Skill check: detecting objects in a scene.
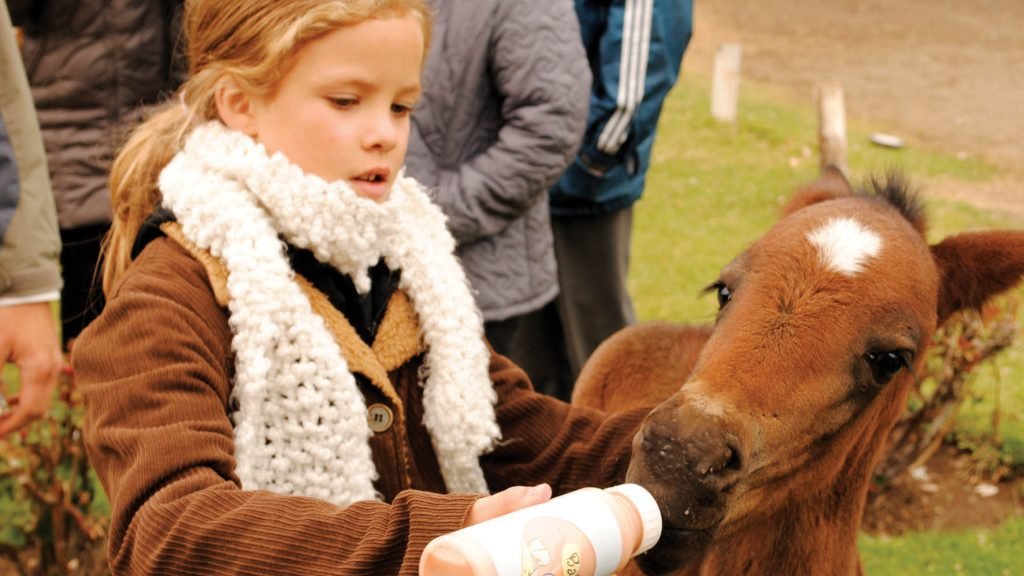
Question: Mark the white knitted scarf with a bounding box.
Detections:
[158,121,500,506]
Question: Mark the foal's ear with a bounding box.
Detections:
[932,230,1024,324]
[782,165,854,217]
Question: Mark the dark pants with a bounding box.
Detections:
[484,314,530,359]
[511,207,635,401]
[59,223,109,347]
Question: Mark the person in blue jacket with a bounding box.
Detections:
[513,0,693,400]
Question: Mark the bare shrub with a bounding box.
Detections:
[0,364,109,576]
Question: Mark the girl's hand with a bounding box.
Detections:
[466,483,552,526]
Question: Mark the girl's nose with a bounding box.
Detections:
[363,109,399,151]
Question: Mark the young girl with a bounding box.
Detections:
[73,1,651,573]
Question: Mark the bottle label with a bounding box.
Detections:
[466,490,623,576]
[560,541,584,576]
[521,518,591,575]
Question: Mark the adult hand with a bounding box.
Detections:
[466,483,552,526]
[0,302,62,437]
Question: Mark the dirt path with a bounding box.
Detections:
[682,0,1024,218]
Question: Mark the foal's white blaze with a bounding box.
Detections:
[807,217,882,276]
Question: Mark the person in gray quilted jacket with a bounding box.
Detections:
[14,0,183,347]
[404,0,590,355]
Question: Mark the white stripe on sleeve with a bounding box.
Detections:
[597,0,654,155]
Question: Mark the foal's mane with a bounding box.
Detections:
[784,166,927,237]
[859,170,927,236]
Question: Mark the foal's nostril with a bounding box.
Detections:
[708,442,744,490]
[692,439,742,485]
[725,443,743,473]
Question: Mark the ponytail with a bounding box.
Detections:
[102,102,192,295]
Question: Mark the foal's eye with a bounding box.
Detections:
[703,280,734,311]
[715,283,732,309]
[865,350,910,384]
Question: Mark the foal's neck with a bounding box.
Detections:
[696,439,884,576]
[693,390,909,575]
[700,488,866,575]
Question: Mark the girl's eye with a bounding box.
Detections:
[391,103,413,116]
[329,96,357,108]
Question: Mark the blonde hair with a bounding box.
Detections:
[103,0,432,294]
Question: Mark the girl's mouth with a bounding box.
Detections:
[350,169,392,201]
[354,173,387,184]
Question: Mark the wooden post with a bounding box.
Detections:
[711,43,742,122]
[816,82,848,175]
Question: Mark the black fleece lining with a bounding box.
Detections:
[132,209,399,345]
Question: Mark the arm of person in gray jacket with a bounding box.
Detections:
[431,0,591,244]
[0,0,64,436]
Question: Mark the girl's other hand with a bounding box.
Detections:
[466,483,552,526]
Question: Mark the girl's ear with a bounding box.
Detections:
[214,76,259,137]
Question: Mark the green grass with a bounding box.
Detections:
[1,364,16,396]
[859,517,1024,576]
[633,73,1024,573]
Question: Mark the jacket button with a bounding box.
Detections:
[367,404,394,433]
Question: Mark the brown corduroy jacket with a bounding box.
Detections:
[72,231,648,575]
